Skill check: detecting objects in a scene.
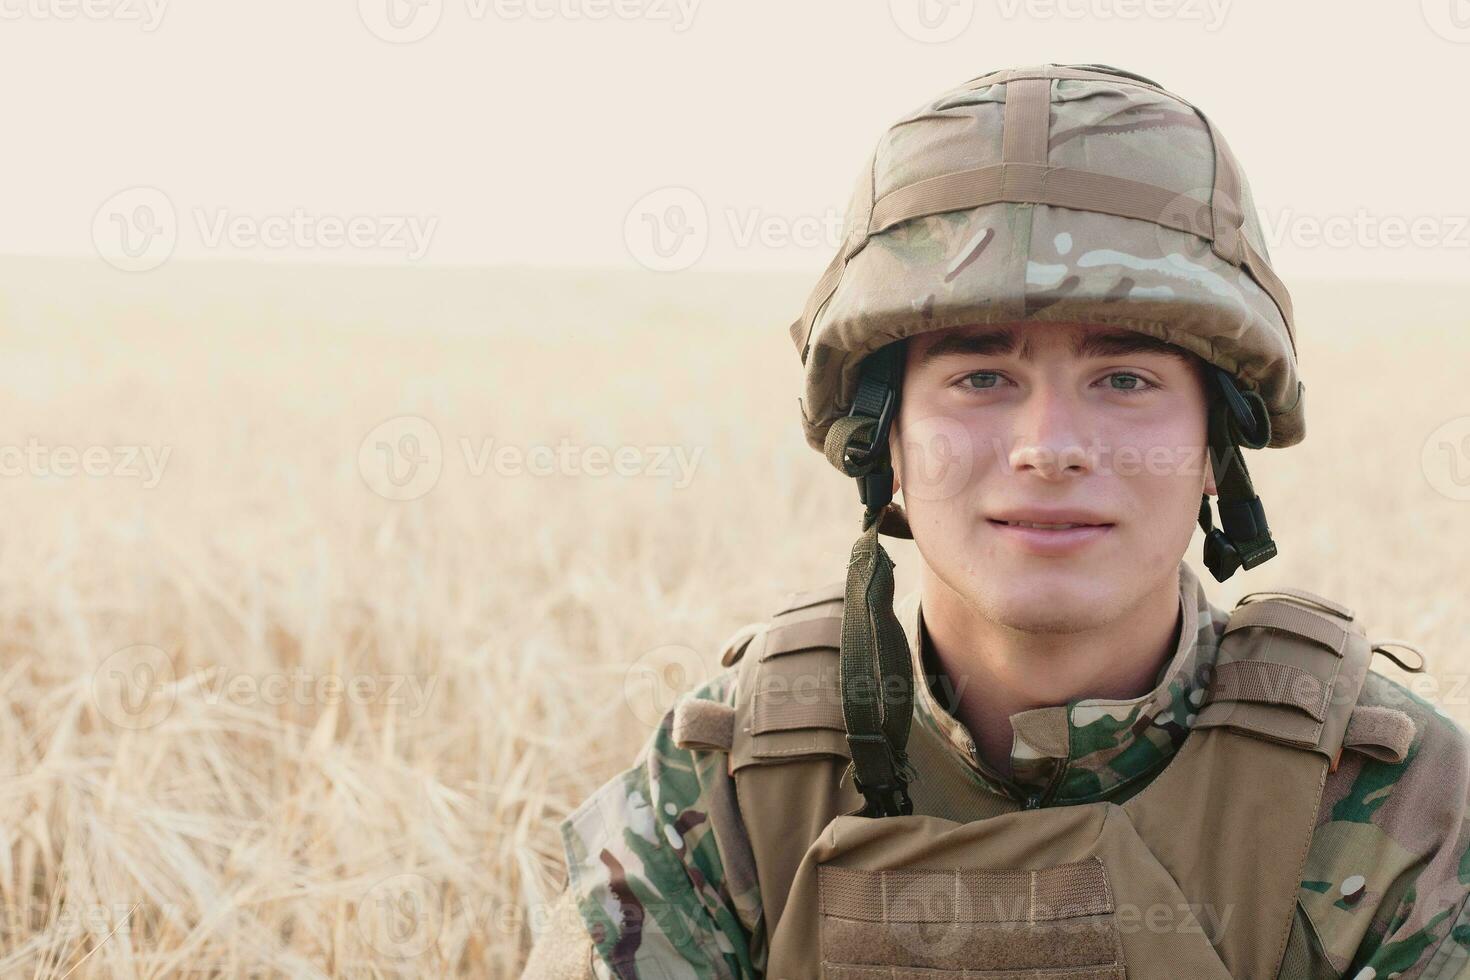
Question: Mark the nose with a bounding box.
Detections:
[1007,382,1098,480]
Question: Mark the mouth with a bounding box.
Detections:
[985,517,1115,554]
[987,519,1113,530]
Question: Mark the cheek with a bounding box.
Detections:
[1097,416,1210,542]
[892,410,992,509]
[1090,393,1207,473]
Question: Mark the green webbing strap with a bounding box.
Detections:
[824,415,873,473]
[839,507,915,817]
[823,342,916,818]
[1199,368,1278,582]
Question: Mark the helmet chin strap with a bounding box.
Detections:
[824,343,915,817]
[1198,366,1278,582]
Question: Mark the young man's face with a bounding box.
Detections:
[890,321,1217,634]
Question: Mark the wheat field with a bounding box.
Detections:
[0,258,1464,977]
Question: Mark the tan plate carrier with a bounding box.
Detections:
[714,585,1375,979]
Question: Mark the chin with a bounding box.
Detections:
[1000,593,1115,634]
[964,567,1120,634]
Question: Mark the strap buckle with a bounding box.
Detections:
[842,376,897,469]
[843,355,901,516]
[1200,495,1277,581]
[845,733,914,817]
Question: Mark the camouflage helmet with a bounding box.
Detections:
[793,62,1301,454]
[795,64,1301,819]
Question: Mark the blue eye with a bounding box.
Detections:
[1106,372,1153,392]
[961,371,1002,389]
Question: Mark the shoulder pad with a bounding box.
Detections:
[718,581,847,667]
[1194,586,1371,761]
[1236,586,1354,621]
[773,580,846,616]
[728,589,849,772]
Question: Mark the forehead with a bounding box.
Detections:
[907,321,1195,367]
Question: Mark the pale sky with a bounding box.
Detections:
[2,0,1466,280]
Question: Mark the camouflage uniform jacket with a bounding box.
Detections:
[558,562,1470,978]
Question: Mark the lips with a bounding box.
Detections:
[987,509,1115,529]
[993,520,1103,530]
[987,515,1115,555]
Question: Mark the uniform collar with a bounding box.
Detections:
[893,561,1229,805]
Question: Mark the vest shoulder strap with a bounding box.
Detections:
[723,581,1382,769]
[1192,586,1373,761]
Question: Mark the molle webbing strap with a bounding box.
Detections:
[790,64,1296,364]
[818,860,1114,924]
[1209,661,1330,722]
[1225,598,1349,654]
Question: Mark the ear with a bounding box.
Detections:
[887,416,902,493]
[1203,451,1217,497]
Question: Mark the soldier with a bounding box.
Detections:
[521,64,1470,979]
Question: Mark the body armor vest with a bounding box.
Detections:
[704,582,1382,979]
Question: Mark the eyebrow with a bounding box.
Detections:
[914,327,1195,368]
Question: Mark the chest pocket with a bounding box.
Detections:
[775,803,1236,980]
[816,858,1125,980]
